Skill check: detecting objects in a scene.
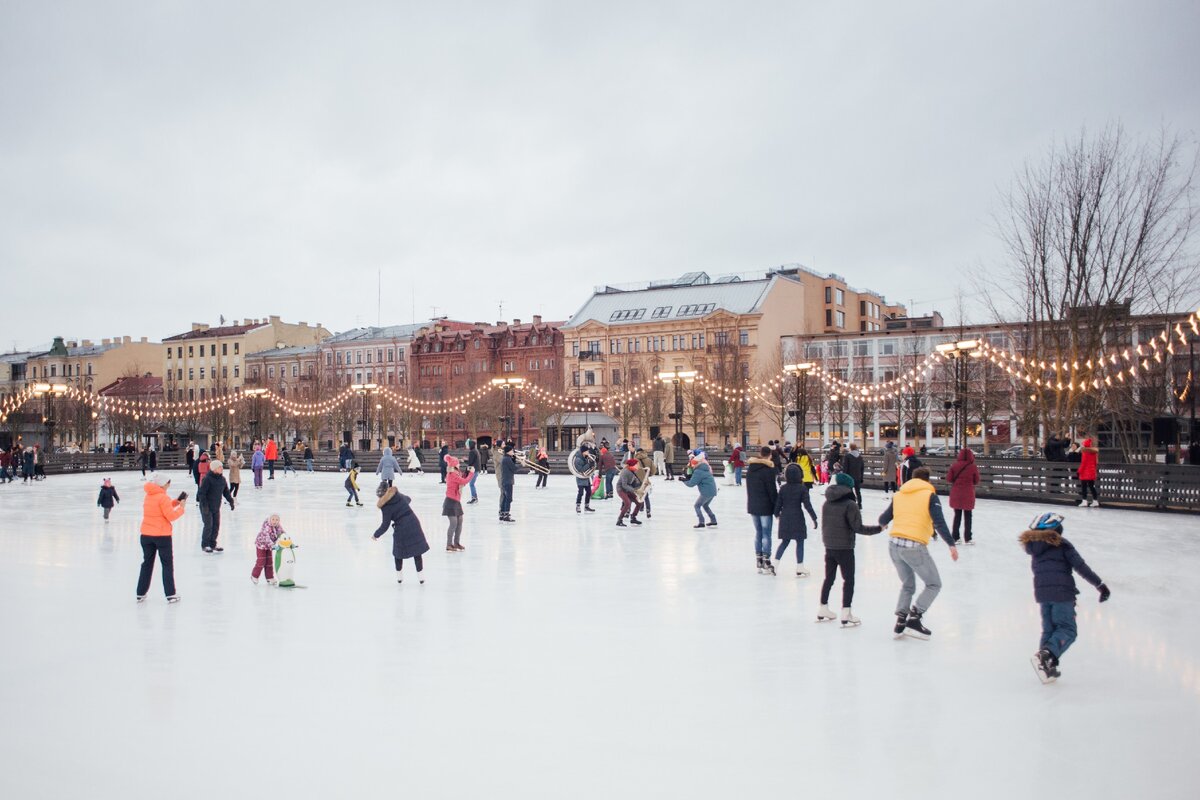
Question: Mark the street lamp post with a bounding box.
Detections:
[783,362,814,447]
[31,383,68,449]
[656,368,698,447]
[351,383,379,451]
[934,340,981,451]
[517,402,526,448]
[491,377,526,445]
[243,387,268,443]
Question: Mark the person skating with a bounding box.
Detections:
[251,514,284,585]
[899,446,923,484]
[534,445,549,488]
[824,441,842,478]
[376,446,400,488]
[138,448,149,477]
[1075,438,1101,507]
[373,484,430,584]
[303,443,314,473]
[497,443,516,522]
[615,458,644,527]
[774,464,818,576]
[198,459,235,552]
[265,435,278,479]
[947,448,980,544]
[794,446,817,489]
[443,455,473,551]
[745,446,779,575]
[729,443,745,486]
[573,443,597,513]
[843,443,865,508]
[281,447,296,476]
[882,441,898,495]
[97,478,120,521]
[228,450,243,497]
[663,438,676,481]
[816,473,883,625]
[634,447,656,518]
[251,444,265,489]
[439,442,450,483]
[1020,512,1111,683]
[652,434,667,478]
[195,449,209,490]
[136,473,186,603]
[878,466,959,639]
[406,444,422,474]
[682,451,718,527]
[466,441,481,503]
[345,461,362,506]
[598,446,617,499]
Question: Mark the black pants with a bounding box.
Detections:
[536,471,547,488]
[440,467,448,483]
[575,483,591,506]
[1079,480,1099,501]
[395,555,424,572]
[200,506,220,549]
[853,483,862,508]
[820,549,855,607]
[952,509,973,542]
[231,481,240,497]
[499,486,513,515]
[665,462,675,479]
[137,536,176,597]
[268,459,276,478]
[884,481,897,493]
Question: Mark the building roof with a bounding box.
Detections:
[245,344,321,360]
[97,376,164,397]
[0,351,35,365]
[325,322,445,344]
[164,323,265,341]
[562,272,784,329]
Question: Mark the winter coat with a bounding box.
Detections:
[251,450,265,470]
[825,445,842,471]
[1078,439,1099,481]
[498,453,516,487]
[265,439,278,460]
[468,448,481,469]
[339,444,352,463]
[1019,528,1103,603]
[445,469,472,502]
[636,450,655,477]
[197,454,210,482]
[228,454,243,483]
[774,465,817,540]
[303,446,313,461]
[744,458,779,515]
[900,455,923,484]
[139,482,185,537]
[97,485,120,508]
[1043,436,1065,462]
[821,484,882,549]
[730,446,745,468]
[256,519,283,550]
[345,467,360,491]
[407,448,421,471]
[946,448,980,510]
[281,449,293,466]
[598,450,617,473]
[842,451,864,485]
[376,447,400,481]
[615,466,642,496]
[197,471,234,513]
[883,446,898,477]
[683,461,717,497]
[374,487,429,560]
[796,453,816,484]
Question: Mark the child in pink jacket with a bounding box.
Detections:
[251,514,284,585]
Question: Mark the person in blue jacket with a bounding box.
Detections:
[682,451,718,528]
[1020,512,1110,683]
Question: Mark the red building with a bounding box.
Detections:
[411,317,563,447]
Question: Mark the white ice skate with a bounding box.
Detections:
[816,604,837,623]
[840,608,861,628]
[795,566,810,578]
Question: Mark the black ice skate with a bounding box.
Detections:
[893,610,908,639]
[706,518,717,527]
[756,555,765,574]
[903,607,931,640]
[576,503,581,514]
[1031,649,1059,684]
[584,504,595,512]
[166,595,181,603]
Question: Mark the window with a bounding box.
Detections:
[377,349,383,362]
[199,345,205,357]
[387,349,394,362]
[572,342,580,357]
[572,371,580,386]
[188,389,194,401]
[699,333,705,348]
[166,347,172,359]
[585,371,595,386]
[612,369,621,385]
[825,310,833,327]
[609,308,646,321]
[860,300,867,316]
[177,368,182,380]
[739,330,749,346]
[336,352,343,365]
[188,346,194,357]
[531,334,539,346]
[825,287,832,303]
[292,365,298,377]
[357,350,364,363]
[366,351,372,363]
[588,341,601,354]
[529,359,539,371]
[199,387,206,399]
[326,353,332,366]
[503,361,515,372]
[222,343,228,356]
[836,289,845,305]
[630,368,640,383]
[853,341,873,356]
[473,340,480,349]
[188,368,194,380]
[49,365,57,377]
[836,311,846,328]
[267,366,274,378]
[222,366,228,378]
[881,341,896,356]
[676,303,715,317]
[652,306,672,319]
[741,362,750,379]
[233,343,239,354]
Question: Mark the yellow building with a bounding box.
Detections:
[26,336,163,393]
[560,266,904,448]
[162,316,329,402]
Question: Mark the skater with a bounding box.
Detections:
[843,443,865,508]
[664,438,676,480]
[136,473,186,602]
[652,434,667,478]
[443,455,473,551]
[195,449,208,488]
[633,447,656,518]
[535,445,549,488]
[265,435,278,479]
[281,447,296,476]
[345,461,362,506]
[1021,512,1111,683]
[198,459,234,552]
[497,443,516,522]
[97,478,120,521]
[824,440,843,477]
[251,444,265,489]
[228,450,243,497]
[466,441,481,503]
[682,450,718,527]
[947,447,980,544]
[878,466,958,639]
[598,446,617,499]
[406,444,422,474]
[574,443,597,513]
[794,446,816,489]
[338,442,352,471]
[138,448,149,477]
[148,447,157,472]
[900,446,922,484]
[615,458,644,527]
[882,441,898,495]
[1076,438,1100,506]
[251,514,284,585]
[745,446,779,574]
[729,443,745,486]
[439,442,450,483]
[774,464,818,576]
[373,484,430,584]
[816,473,883,625]
[376,446,399,488]
[303,443,314,473]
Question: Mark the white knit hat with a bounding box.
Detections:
[149,472,171,487]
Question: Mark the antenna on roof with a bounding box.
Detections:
[219,314,225,325]
[499,300,504,319]
[377,269,381,328]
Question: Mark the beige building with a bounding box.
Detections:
[162,317,329,402]
[560,266,904,448]
[26,336,163,393]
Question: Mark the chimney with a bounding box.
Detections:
[298,321,307,327]
[269,315,280,324]
[123,336,132,344]
[140,337,147,343]
[191,322,209,332]
[67,340,77,348]
[101,338,111,345]
[82,339,93,347]
[533,315,542,325]
[513,318,521,325]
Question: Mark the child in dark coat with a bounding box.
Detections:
[373,485,430,584]
[97,478,120,521]
[1020,512,1110,682]
[773,464,818,576]
[345,462,362,507]
[818,473,882,626]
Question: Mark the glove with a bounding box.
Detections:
[1098,583,1110,602]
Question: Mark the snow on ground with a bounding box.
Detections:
[1,469,1198,799]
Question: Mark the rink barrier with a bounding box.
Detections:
[37,450,1199,511]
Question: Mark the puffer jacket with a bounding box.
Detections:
[140,482,185,537]
[256,519,283,549]
[820,483,882,549]
[744,457,778,515]
[842,450,865,484]
[374,487,430,559]
[1019,527,1103,603]
[947,448,980,510]
[774,464,817,540]
[683,461,717,497]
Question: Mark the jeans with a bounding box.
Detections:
[775,538,804,563]
[604,469,616,498]
[889,541,942,614]
[694,495,716,523]
[665,461,675,479]
[305,458,314,473]
[200,506,221,550]
[733,466,743,485]
[751,515,773,556]
[267,459,276,479]
[1040,601,1078,659]
[347,487,359,503]
[499,485,513,515]
[252,548,274,580]
[468,471,478,500]
[576,482,591,506]
[136,536,176,597]
[952,509,973,542]
[820,549,855,606]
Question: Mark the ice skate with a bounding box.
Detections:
[795,565,810,578]
[706,518,717,527]
[576,503,581,514]
[396,571,404,584]
[904,607,931,640]
[166,595,180,603]
[136,595,146,603]
[693,522,706,528]
[417,572,426,584]
[756,555,765,574]
[763,560,776,576]
[203,546,214,553]
[1031,649,1058,684]
[840,608,861,627]
[584,504,595,512]
[251,576,259,585]
[629,518,642,526]
[816,604,837,622]
[616,520,627,527]
[446,545,457,552]
[893,610,908,639]
[346,501,352,507]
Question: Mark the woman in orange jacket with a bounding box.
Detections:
[137,473,187,603]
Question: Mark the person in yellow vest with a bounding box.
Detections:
[878,466,958,640]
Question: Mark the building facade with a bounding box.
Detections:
[26,336,163,393]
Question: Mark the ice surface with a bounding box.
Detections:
[1,470,1198,799]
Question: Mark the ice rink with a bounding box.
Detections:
[1,468,1198,799]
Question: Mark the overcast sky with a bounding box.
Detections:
[2,1,1197,352]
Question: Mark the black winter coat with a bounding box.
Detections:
[774,476,817,541]
[1019,528,1103,603]
[197,472,233,512]
[97,485,120,508]
[374,488,430,559]
[820,484,882,549]
[843,452,865,484]
[744,459,779,515]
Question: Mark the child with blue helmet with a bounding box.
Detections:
[1020,512,1111,683]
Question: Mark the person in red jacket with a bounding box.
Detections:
[1076,438,1100,506]
[137,473,187,602]
[730,444,746,486]
[265,435,279,480]
[947,448,980,544]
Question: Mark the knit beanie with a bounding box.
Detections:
[625,458,640,468]
[444,454,460,469]
[150,472,171,487]
[834,473,855,488]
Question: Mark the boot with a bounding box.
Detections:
[893,610,909,639]
[904,607,931,640]
[816,604,837,622]
[795,565,810,578]
[1032,649,1059,683]
[584,504,595,512]
[756,555,765,574]
[576,503,581,514]
[706,517,717,527]
[840,608,861,627]
[763,560,776,576]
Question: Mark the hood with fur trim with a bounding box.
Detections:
[1019,528,1062,546]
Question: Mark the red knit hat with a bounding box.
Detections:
[625,458,640,468]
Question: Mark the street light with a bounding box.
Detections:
[935,340,980,451]
[491,377,526,444]
[517,402,527,448]
[351,383,379,451]
[31,382,68,449]
[784,362,814,447]
[657,368,698,447]
[243,387,268,442]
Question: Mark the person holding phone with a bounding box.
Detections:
[137,473,187,603]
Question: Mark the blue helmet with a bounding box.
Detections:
[1029,512,1064,531]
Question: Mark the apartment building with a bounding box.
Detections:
[27,336,163,393]
[318,322,465,390]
